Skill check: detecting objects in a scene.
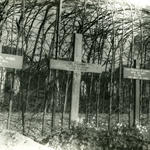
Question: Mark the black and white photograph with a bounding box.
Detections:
[0,0,150,149]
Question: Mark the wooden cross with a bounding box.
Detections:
[0,45,23,129]
[50,33,104,122]
[123,59,150,125]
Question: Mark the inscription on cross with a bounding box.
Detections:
[50,33,104,122]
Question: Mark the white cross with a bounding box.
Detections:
[50,33,104,122]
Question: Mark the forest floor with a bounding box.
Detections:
[0,112,70,141]
[0,112,150,149]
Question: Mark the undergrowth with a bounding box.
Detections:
[42,122,150,150]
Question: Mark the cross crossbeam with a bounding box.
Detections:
[50,59,103,73]
[124,67,150,80]
[0,53,23,69]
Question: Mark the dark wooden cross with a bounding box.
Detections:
[50,33,104,122]
[124,59,150,125]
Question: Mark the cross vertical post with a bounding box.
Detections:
[133,59,140,126]
[71,33,82,122]
[145,82,150,122]
[149,83,150,122]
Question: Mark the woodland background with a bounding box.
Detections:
[0,0,150,141]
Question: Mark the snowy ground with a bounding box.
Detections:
[0,130,54,150]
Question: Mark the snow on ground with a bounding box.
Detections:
[0,130,54,150]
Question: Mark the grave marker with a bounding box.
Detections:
[50,33,104,122]
[123,60,150,125]
[0,46,23,129]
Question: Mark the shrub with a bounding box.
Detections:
[44,122,149,150]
